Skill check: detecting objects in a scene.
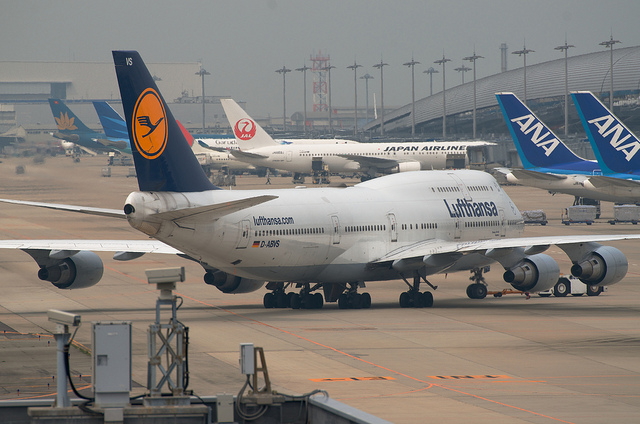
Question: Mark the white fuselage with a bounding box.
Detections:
[125,170,524,284]
[236,141,479,174]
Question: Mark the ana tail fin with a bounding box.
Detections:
[571,91,640,174]
[49,98,93,134]
[496,92,587,169]
[112,50,216,192]
[220,98,279,150]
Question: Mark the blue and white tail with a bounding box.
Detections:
[112,50,216,192]
[571,91,640,175]
[93,101,129,140]
[496,92,595,173]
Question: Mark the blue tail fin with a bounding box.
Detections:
[571,91,640,175]
[93,101,129,140]
[496,92,590,170]
[112,51,216,192]
[49,98,93,134]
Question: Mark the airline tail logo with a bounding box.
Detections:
[132,88,168,159]
[234,118,256,140]
[55,112,78,131]
[587,115,640,162]
[510,114,559,157]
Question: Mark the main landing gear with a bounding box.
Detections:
[263,282,324,309]
[466,267,489,299]
[337,282,372,309]
[398,274,436,308]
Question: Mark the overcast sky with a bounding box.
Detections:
[2,0,640,118]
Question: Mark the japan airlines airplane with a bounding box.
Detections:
[495,92,640,203]
[0,51,637,311]
[221,99,492,180]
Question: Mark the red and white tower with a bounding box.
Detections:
[311,51,330,112]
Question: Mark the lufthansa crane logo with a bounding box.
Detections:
[234,118,257,140]
[132,88,168,159]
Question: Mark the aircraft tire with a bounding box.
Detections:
[399,292,411,308]
[290,293,302,309]
[586,285,603,296]
[338,294,349,309]
[361,293,372,309]
[313,293,324,309]
[413,292,425,308]
[263,292,275,308]
[422,291,434,307]
[469,284,487,299]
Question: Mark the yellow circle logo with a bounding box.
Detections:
[132,88,168,159]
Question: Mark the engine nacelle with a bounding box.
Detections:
[392,161,421,173]
[570,246,628,286]
[204,271,264,294]
[503,253,559,292]
[37,251,104,289]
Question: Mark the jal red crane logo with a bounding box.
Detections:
[234,118,257,140]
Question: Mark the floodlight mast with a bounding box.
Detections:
[423,67,438,97]
[347,61,362,135]
[600,35,621,109]
[434,55,451,139]
[295,65,311,133]
[275,66,291,131]
[373,60,388,136]
[512,44,534,105]
[360,73,374,124]
[322,65,336,132]
[555,40,575,136]
[463,51,484,139]
[403,58,421,137]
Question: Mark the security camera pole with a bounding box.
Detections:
[47,309,81,408]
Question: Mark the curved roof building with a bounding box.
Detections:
[363,46,640,138]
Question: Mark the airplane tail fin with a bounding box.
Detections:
[571,91,640,174]
[93,101,129,140]
[112,50,216,192]
[49,98,94,134]
[220,98,279,150]
[496,92,587,169]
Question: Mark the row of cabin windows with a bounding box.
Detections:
[465,220,499,228]
[468,185,492,192]
[298,151,441,157]
[401,223,438,230]
[346,224,386,232]
[255,228,325,237]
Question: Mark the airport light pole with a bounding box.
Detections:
[403,58,421,136]
[454,64,471,84]
[275,66,291,131]
[295,65,311,133]
[423,67,438,96]
[512,45,534,105]
[360,73,373,124]
[347,61,362,135]
[373,60,389,136]
[600,35,621,109]
[322,65,336,132]
[555,40,575,136]
[434,55,451,139]
[195,66,210,133]
[463,51,483,139]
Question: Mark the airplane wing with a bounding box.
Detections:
[509,169,568,181]
[197,140,228,152]
[95,138,130,152]
[229,150,269,160]
[337,154,402,170]
[0,239,180,255]
[587,175,640,189]
[372,234,640,264]
[0,199,125,219]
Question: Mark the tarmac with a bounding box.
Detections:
[0,155,639,424]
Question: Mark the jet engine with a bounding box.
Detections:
[204,270,264,294]
[393,161,421,173]
[503,253,559,292]
[570,246,628,286]
[36,251,104,289]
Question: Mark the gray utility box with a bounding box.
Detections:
[610,204,640,224]
[562,205,596,225]
[92,322,132,408]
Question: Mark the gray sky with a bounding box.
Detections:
[2,0,640,118]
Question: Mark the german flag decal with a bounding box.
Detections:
[252,241,260,248]
[132,88,168,159]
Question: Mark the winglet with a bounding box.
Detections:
[571,91,640,175]
[220,98,279,150]
[112,51,217,192]
[496,92,589,170]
